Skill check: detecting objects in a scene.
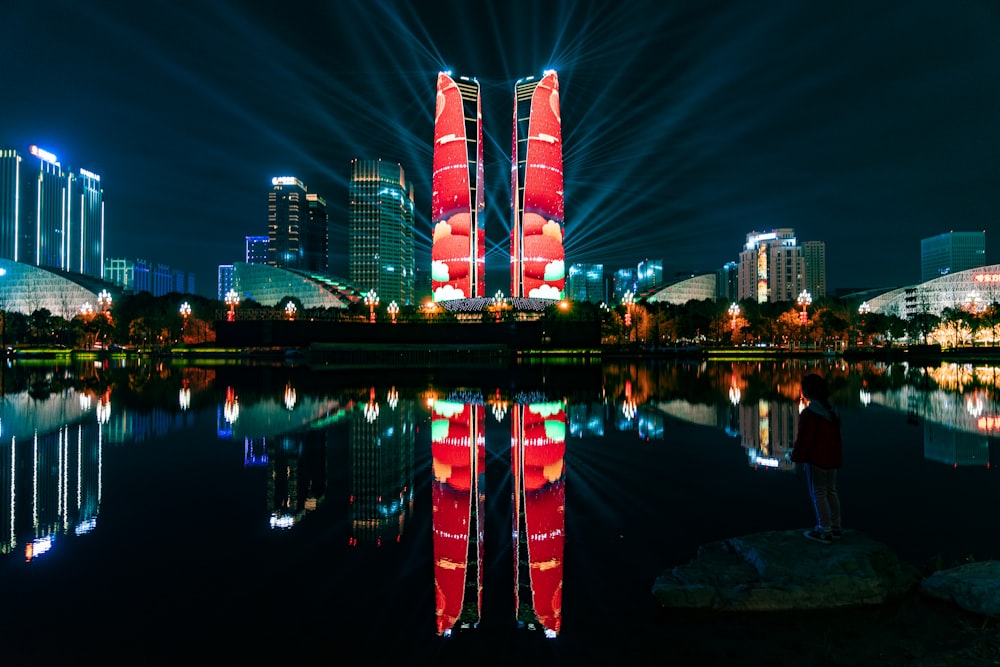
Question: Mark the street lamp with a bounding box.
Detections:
[80,302,94,317]
[492,290,505,322]
[387,300,399,324]
[364,289,379,323]
[622,290,635,332]
[285,301,297,320]
[97,289,112,321]
[179,301,191,329]
[225,289,239,322]
[797,289,812,325]
[728,302,740,333]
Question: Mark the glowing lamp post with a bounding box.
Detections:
[364,289,379,323]
[285,301,297,320]
[179,301,191,329]
[622,290,635,338]
[728,302,740,333]
[225,289,239,322]
[97,289,112,321]
[80,302,94,317]
[492,290,505,322]
[387,300,399,324]
[797,290,812,325]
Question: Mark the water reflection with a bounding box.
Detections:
[0,358,996,619]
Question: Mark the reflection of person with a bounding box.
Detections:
[791,373,843,545]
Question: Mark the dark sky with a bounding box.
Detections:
[3,0,998,298]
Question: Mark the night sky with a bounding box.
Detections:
[3,0,998,298]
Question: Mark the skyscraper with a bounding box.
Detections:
[0,145,104,278]
[802,241,827,298]
[511,70,565,299]
[921,231,986,282]
[304,193,329,274]
[567,263,604,303]
[431,72,484,302]
[267,176,307,269]
[348,158,415,306]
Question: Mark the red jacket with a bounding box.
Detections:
[791,401,842,469]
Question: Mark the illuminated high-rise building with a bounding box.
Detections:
[567,263,604,303]
[431,72,484,302]
[921,231,986,282]
[304,193,329,274]
[510,70,565,299]
[737,228,805,303]
[267,176,307,269]
[0,145,104,278]
[348,159,415,306]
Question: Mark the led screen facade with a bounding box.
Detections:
[511,71,565,299]
[431,73,484,302]
[431,400,485,635]
[511,401,565,637]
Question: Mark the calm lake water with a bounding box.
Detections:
[1,356,998,662]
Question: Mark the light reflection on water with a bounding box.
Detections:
[0,358,997,660]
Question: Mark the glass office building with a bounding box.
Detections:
[348,159,415,306]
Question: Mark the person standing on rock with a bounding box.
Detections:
[791,373,843,545]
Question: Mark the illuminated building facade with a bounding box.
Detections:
[217,264,234,301]
[637,259,663,294]
[245,235,268,264]
[349,159,415,306]
[104,257,192,297]
[863,263,1000,320]
[566,263,604,303]
[921,231,986,282]
[612,268,636,303]
[431,73,484,302]
[0,145,104,279]
[511,71,565,300]
[267,176,307,269]
[737,228,805,303]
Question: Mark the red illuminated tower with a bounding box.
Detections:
[431,72,485,302]
[511,71,565,299]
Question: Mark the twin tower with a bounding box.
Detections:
[431,70,565,302]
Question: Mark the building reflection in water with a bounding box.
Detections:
[511,400,565,638]
[349,386,415,546]
[430,395,485,636]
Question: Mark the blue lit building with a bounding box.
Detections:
[567,263,604,303]
[0,145,104,279]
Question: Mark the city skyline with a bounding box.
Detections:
[2,1,997,298]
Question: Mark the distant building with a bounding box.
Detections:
[636,259,663,295]
[218,264,235,301]
[920,231,986,282]
[737,228,806,303]
[245,235,268,264]
[0,258,119,318]
[716,261,739,302]
[802,241,827,299]
[0,144,104,279]
[566,263,604,303]
[105,258,192,297]
[304,193,329,274]
[348,159,415,306]
[612,268,637,303]
[268,176,308,270]
[864,263,1000,319]
[647,274,717,306]
[232,262,360,309]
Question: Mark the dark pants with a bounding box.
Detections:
[805,464,841,532]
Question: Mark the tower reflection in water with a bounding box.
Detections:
[430,391,565,638]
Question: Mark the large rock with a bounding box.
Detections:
[920,561,1000,616]
[652,529,922,611]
